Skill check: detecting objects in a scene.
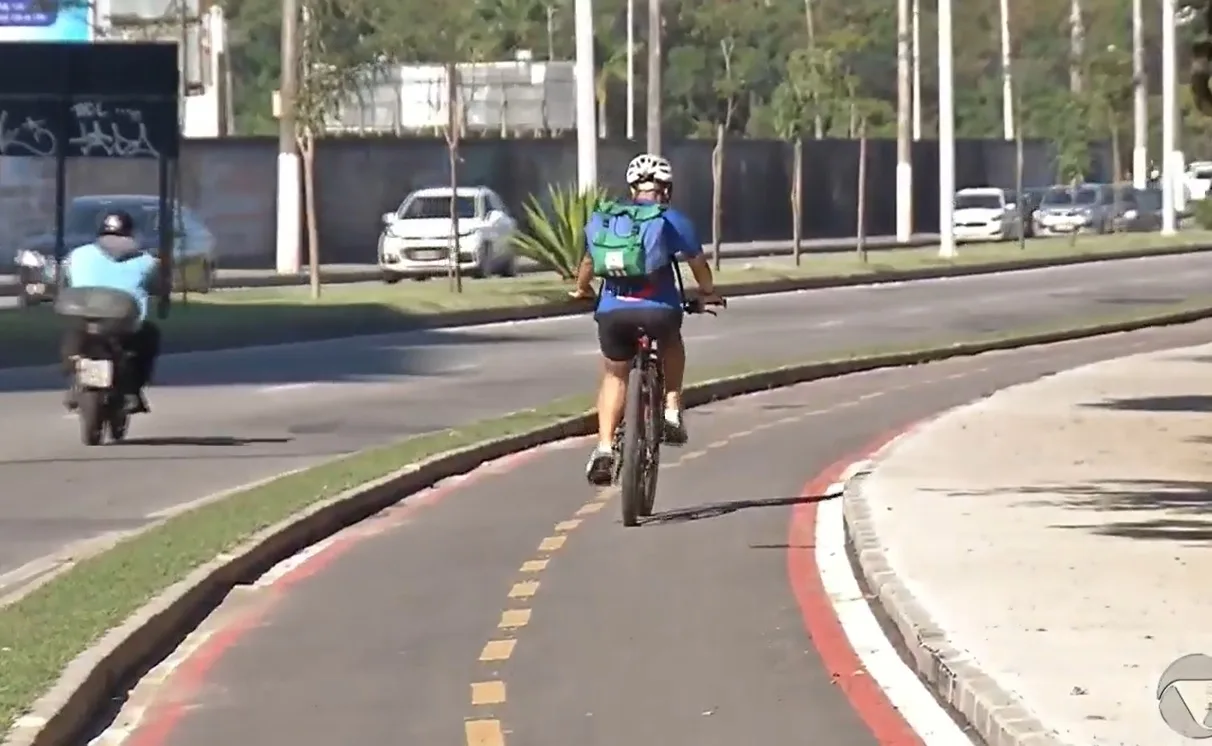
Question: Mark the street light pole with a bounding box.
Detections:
[1162,0,1177,235]
[1132,0,1146,188]
[998,0,1013,139]
[646,0,662,154]
[626,0,635,140]
[938,0,956,257]
[574,0,597,189]
[275,0,301,274]
[896,0,912,242]
[911,0,921,139]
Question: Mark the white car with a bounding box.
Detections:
[1185,161,1212,202]
[378,186,518,281]
[952,187,1022,242]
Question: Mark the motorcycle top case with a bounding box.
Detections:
[54,287,140,334]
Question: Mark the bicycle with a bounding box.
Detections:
[613,294,725,526]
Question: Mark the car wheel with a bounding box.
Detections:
[495,254,517,277]
[383,271,403,284]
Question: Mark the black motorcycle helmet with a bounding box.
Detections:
[98,210,135,238]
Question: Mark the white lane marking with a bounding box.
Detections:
[816,471,975,745]
[259,382,317,393]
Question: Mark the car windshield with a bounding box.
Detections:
[1041,189,1073,206]
[398,195,477,220]
[955,194,1002,209]
[1193,169,1212,180]
[66,202,157,235]
[1073,188,1099,205]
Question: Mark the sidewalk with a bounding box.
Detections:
[845,341,1212,746]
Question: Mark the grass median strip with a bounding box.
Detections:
[0,232,1210,369]
[4,293,1212,735]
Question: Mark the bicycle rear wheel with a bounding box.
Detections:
[619,360,646,527]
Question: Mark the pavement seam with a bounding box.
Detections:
[842,438,1071,746]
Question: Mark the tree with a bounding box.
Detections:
[291,0,382,298]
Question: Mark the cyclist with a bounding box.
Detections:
[570,153,724,486]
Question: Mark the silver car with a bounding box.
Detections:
[1032,185,1115,236]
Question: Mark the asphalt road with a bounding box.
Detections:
[2,251,1212,594]
[91,319,1212,746]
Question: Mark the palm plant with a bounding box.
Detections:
[511,184,610,279]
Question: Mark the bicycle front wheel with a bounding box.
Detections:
[619,361,646,527]
[638,363,662,517]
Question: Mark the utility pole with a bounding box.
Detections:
[998,0,1013,139]
[574,0,597,187]
[626,0,635,139]
[896,0,912,242]
[645,0,661,154]
[1132,0,1147,188]
[911,0,921,139]
[1069,0,1084,94]
[938,0,956,258]
[1162,0,1177,235]
[275,0,301,274]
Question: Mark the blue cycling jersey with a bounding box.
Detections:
[591,199,703,315]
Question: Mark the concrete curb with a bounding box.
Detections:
[842,449,1068,746]
[13,301,1212,746]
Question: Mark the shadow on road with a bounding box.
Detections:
[1084,395,1212,413]
[983,478,1212,544]
[642,493,833,525]
[114,435,294,447]
[0,322,556,393]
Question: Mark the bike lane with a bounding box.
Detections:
[91,319,1212,746]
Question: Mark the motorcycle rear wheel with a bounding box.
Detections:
[78,389,104,446]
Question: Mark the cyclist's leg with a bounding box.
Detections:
[642,308,687,444]
[587,310,641,484]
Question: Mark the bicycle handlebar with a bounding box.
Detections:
[682,296,727,315]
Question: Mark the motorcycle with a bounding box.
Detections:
[54,287,141,446]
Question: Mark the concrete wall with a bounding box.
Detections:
[0,136,1108,269]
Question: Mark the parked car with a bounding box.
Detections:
[1185,161,1212,202]
[952,187,1022,242]
[1017,187,1051,237]
[1032,184,1115,236]
[1113,186,1164,232]
[13,194,217,306]
[378,186,518,282]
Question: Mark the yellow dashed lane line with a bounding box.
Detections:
[459,391,898,745]
[465,495,604,745]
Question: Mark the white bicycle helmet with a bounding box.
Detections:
[625,153,674,187]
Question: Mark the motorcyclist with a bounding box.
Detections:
[60,210,161,414]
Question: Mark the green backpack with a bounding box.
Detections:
[586,200,668,278]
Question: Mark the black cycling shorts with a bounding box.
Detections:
[596,306,683,362]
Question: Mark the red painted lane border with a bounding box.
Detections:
[126,446,551,746]
[787,428,925,746]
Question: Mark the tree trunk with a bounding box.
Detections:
[301,128,321,300]
[856,119,868,262]
[792,137,803,265]
[446,61,463,293]
[711,124,724,271]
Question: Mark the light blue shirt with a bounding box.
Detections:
[65,243,158,323]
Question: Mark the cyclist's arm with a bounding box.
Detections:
[665,210,717,296]
[573,253,594,294]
